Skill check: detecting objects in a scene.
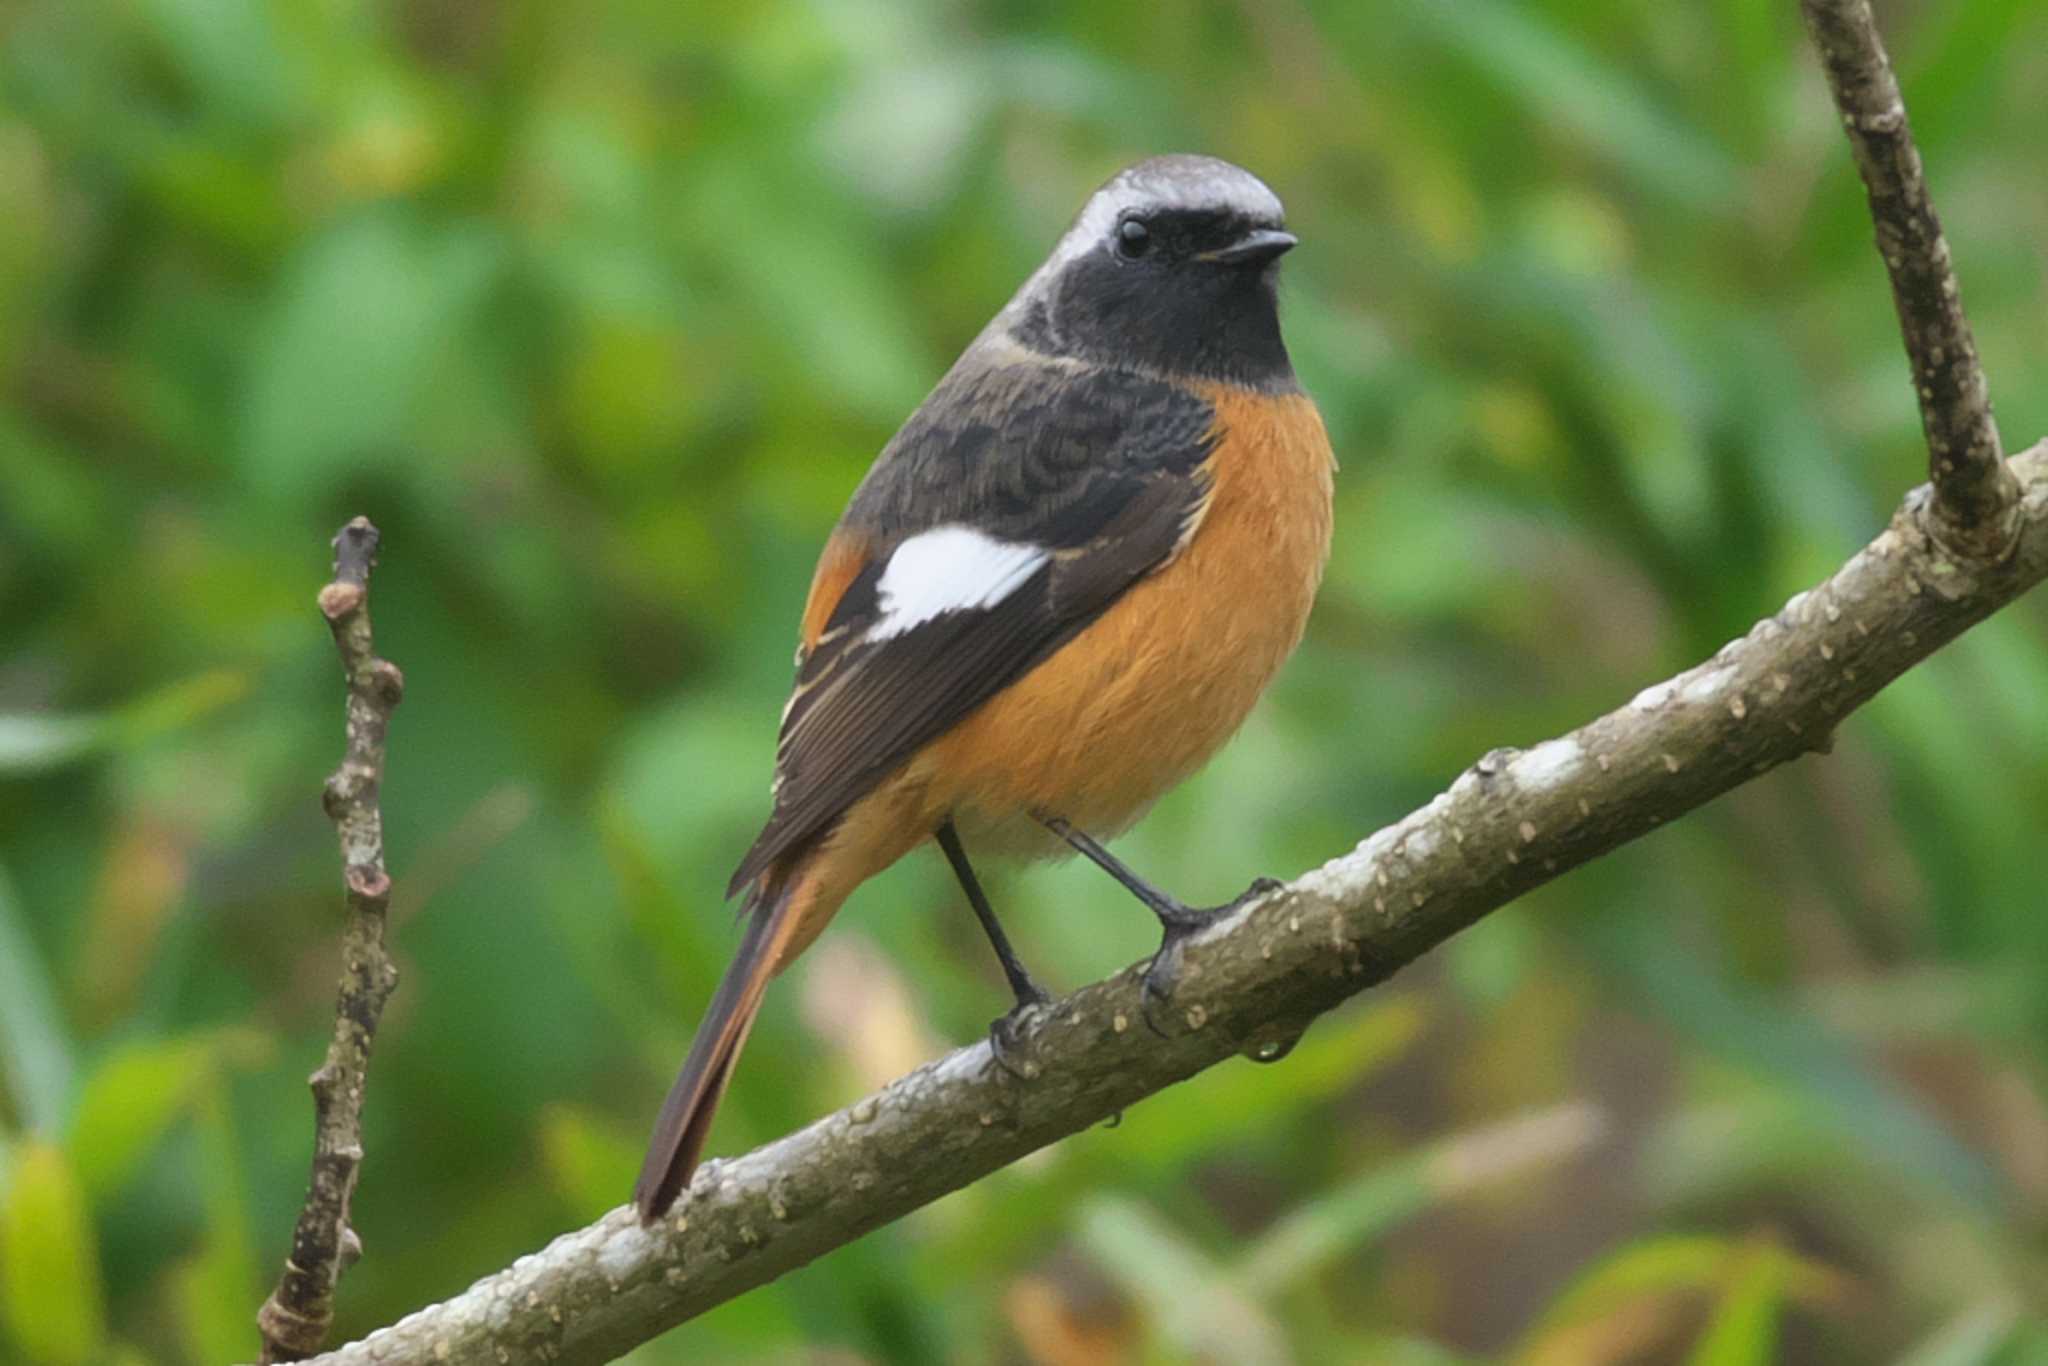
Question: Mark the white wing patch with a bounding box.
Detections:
[869,525,1049,640]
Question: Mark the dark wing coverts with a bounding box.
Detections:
[728,363,1218,895]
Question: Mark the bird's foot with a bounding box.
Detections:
[1138,876,1284,1030]
[987,981,1054,1080]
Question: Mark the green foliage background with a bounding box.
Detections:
[3,0,2047,1362]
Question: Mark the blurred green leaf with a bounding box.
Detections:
[1894,1304,2022,1366]
[1524,1233,1844,1362]
[0,672,246,776]
[0,865,72,1135]
[1594,907,2001,1211]
[135,0,294,130]
[680,161,934,424]
[1107,996,1427,1174]
[106,670,249,750]
[240,212,505,503]
[538,1103,642,1220]
[0,714,104,775]
[1237,1103,1604,1295]
[0,416,103,551]
[1389,0,1741,210]
[1347,1340,1477,1366]
[67,1035,218,1204]
[1078,1195,1286,1366]
[1529,1234,1742,1339]
[168,1081,256,1366]
[0,1142,105,1366]
[1899,0,2043,152]
[1685,1241,1786,1366]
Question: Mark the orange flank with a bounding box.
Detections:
[799,529,873,652]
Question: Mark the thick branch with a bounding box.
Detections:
[257,518,405,1362]
[296,445,2048,1366]
[1800,0,2020,557]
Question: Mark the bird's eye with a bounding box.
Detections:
[1115,217,1152,260]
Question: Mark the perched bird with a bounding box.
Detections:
[635,154,1335,1221]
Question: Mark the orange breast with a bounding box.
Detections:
[910,383,1335,852]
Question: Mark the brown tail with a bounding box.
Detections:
[634,878,800,1221]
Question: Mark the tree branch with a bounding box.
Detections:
[276,10,2048,1362]
[293,444,2048,1364]
[1799,0,2021,557]
[257,518,406,1363]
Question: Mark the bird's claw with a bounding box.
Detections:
[1137,876,1284,1030]
[987,987,1052,1080]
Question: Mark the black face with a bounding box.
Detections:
[1014,207,1297,391]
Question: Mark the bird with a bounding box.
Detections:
[634,154,1335,1221]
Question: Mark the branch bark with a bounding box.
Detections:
[277,9,2047,1363]
[257,518,405,1362]
[1799,0,2021,556]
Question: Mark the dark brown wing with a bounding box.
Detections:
[726,362,1218,897]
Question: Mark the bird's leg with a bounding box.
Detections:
[1040,816,1281,1015]
[936,820,1050,1071]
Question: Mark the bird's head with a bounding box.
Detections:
[1002,155,1299,389]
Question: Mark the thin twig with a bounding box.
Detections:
[291,442,2048,1366]
[257,517,405,1363]
[1800,0,2021,558]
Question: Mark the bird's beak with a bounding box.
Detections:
[1204,227,1298,266]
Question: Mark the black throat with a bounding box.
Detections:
[1010,249,1299,392]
